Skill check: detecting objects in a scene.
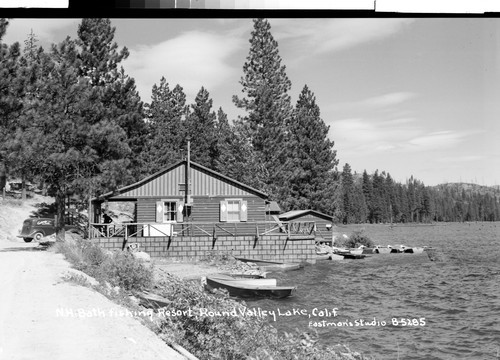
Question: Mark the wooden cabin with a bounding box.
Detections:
[89,160,318,262]
[91,159,269,235]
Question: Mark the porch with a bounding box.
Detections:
[89,220,332,262]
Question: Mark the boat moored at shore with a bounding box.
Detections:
[203,274,296,299]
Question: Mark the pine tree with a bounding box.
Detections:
[6,31,49,201]
[0,23,24,197]
[352,180,368,223]
[362,170,373,222]
[0,19,8,41]
[142,78,188,174]
[23,29,39,62]
[233,18,293,199]
[341,163,355,224]
[421,187,433,222]
[398,183,409,222]
[76,18,145,181]
[283,85,338,213]
[185,87,217,168]
[371,170,385,223]
[214,108,265,189]
[330,173,344,223]
[22,38,131,241]
[0,19,12,194]
[76,18,128,86]
[383,172,394,223]
[213,107,234,173]
[0,42,22,141]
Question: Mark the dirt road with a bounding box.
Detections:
[0,198,187,360]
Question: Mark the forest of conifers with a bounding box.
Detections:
[1,18,499,226]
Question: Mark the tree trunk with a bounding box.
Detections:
[22,174,27,201]
[55,190,66,242]
[0,160,6,200]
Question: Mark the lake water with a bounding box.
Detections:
[246,222,500,360]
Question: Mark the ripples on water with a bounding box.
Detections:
[246,222,500,360]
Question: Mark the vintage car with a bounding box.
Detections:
[17,218,80,242]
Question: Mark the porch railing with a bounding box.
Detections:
[89,220,325,241]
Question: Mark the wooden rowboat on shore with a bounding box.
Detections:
[235,257,304,272]
[203,274,296,299]
[215,273,277,286]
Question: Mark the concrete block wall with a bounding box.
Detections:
[94,235,316,262]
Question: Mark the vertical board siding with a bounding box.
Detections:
[190,166,256,197]
[115,165,184,198]
[112,163,263,199]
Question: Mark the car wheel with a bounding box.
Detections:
[33,232,44,241]
[23,238,33,243]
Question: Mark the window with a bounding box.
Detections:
[227,200,240,221]
[220,199,248,222]
[163,201,177,221]
[156,200,184,223]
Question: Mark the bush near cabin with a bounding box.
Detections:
[341,230,374,249]
[56,238,371,360]
[56,237,153,292]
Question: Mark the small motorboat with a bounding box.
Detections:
[348,248,364,255]
[235,257,303,272]
[373,245,392,254]
[220,272,268,279]
[203,274,296,299]
[214,273,277,286]
[331,246,364,256]
[331,246,350,255]
[342,253,366,260]
[329,253,344,261]
[402,246,425,254]
[259,263,304,272]
[315,244,330,255]
[235,257,283,265]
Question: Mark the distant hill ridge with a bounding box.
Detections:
[433,182,500,198]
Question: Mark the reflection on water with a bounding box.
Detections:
[246,222,500,360]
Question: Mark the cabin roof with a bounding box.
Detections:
[94,160,269,201]
[265,201,281,214]
[279,209,333,222]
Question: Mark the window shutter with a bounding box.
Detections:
[220,200,228,222]
[240,200,248,222]
[176,201,184,223]
[155,201,163,223]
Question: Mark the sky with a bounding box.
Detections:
[2,17,500,187]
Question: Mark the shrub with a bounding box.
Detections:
[54,237,87,271]
[101,251,153,291]
[341,230,374,248]
[55,239,371,360]
[151,273,371,360]
[81,240,108,267]
[55,238,153,292]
